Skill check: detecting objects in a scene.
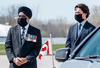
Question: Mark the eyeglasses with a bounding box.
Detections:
[18,15,27,18]
[75,12,84,15]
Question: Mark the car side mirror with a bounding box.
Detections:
[55,48,70,62]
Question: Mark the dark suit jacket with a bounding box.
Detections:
[65,21,95,53]
[5,24,42,68]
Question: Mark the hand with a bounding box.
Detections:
[17,57,29,65]
[13,57,22,66]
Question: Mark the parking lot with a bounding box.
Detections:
[0,55,62,68]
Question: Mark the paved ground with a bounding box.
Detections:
[0,55,62,68]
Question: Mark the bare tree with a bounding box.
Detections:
[0,5,19,26]
[88,5,100,27]
[41,18,69,37]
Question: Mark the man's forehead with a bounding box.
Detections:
[75,8,83,13]
[76,8,80,11]
[19,12,26,15]
[75,8,81,11]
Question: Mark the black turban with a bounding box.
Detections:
[18,6,32,19]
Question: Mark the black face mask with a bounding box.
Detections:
[17,18,28,27]
[75,14,84,23]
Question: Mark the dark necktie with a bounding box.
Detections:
[79,23,82,30]
[78,23,82,36]
[21,27,25,45]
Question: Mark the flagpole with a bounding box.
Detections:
[50,34,56,68]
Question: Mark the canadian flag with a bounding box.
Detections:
[38,39,52,59]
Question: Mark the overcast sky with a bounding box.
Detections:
[1,0,100,23]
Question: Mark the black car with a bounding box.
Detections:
[55,25,100,68]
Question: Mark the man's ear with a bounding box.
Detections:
[83,13,87,19]
[27,18,29,23]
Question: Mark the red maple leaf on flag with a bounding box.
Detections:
[38,40,52,60]
[41,47,47,51]
[38,54,43,59]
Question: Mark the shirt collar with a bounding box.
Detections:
[78,19,87,27]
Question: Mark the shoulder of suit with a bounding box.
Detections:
[68,23,77,31]
[86,21,96,28]
[29,24,40,31]
[70,23,77,28]
[9,25,41,32]
[9,25,18,30]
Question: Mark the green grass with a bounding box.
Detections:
[53,44,65,50]
[0,44,5,50]
[42,44,65,50]
[0,44,6,55]
[0,44,65,55]
[0,53,6,55]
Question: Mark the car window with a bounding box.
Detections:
[75,29,100,57]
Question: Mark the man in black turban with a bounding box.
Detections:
[18,6,32,19]
[5,6,42,68]
[17,6,32,27]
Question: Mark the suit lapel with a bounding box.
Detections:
[75,23,78,40]
[27,25,34,34]
[78,21,88,38]
[15,25,21,47]
[75,21,88,44]
[78,27,85,39]
[73,23,78,41]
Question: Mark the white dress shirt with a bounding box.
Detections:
[20,24,29,35]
